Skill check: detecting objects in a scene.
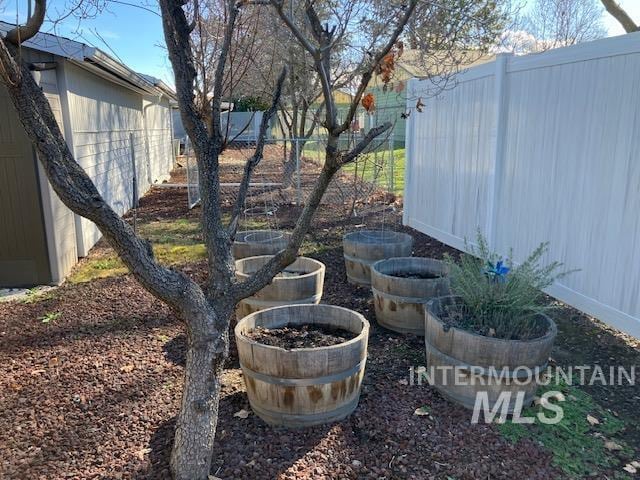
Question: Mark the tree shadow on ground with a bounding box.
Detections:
[163,334,186,367]
[142,390,334,480]
[141,416,175,480]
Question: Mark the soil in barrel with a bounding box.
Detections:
[439,304,549,341]
[246,324,357,349]
[387,271,440,280]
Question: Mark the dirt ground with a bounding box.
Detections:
[1,153,639,479]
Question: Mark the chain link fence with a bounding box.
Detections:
[177,132,405,223]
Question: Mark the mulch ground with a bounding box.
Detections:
[1,163,639,479]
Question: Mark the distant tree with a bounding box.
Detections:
[494,29,548,54]
[524,0,607,49]
[600,0,639,32]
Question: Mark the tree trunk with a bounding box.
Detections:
[282,146,297,188]
[282,138,308,188]
[170,309,231,480]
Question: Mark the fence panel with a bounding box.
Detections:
[404,32,640,338]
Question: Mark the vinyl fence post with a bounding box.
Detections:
[485,53,512,247]
[402,79,415,226]
[254,112,261,143]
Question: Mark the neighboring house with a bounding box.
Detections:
[365,49,494,143]
[0,23,176,287]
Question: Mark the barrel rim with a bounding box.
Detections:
[371,257,448,283]
[425,295,557,346]
[235,303,370,353]
[343,229,413,246]
[235,255,326,281]
[235,229,292,245]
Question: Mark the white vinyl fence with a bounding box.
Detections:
[404,32,640,338]
[220,111,271,142]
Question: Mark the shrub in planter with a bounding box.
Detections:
[425,234,572,412]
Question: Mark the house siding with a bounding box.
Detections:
[0,55,51,286]
[64,62,149,256]
[0,41,175,286]
[33,56,79,284]
[143,94,174,184]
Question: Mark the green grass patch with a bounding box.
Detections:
[69,218,207,283]
[137,218,201,244]
[39,311,61,324]
[21,287,57,304]
[342,148,405,196]
[301,238,336,256]
[69,243,207,283]
[498,380,632,478]
[302,142,406,196]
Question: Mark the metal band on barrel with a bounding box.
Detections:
[425,343,548,379]
[240,358,366,387]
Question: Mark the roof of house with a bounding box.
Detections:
[395,48,495,78]
[0,22,175,100]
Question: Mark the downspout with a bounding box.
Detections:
[142,100,154,186]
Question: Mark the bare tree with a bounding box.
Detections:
[0,0,418,477]
[188,0,270,131]
[524,0,606,48]
[600,0,638,32]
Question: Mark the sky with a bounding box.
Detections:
[1,0,639,86]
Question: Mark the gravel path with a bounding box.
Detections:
[1,170,637,479]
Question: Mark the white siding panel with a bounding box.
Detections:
[405,32,640,338]
[65,63,150,256]
[143,95,173,184]
[31,51,78,284]
[406,73,495,243]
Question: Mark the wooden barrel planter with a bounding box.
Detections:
[235,255,325,319]
[342,230,413,286]
[424,296,557,412]
[371,257,449,335]
[233,230,292,260]
[235,304,370,427]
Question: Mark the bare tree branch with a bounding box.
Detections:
[340,122,393,166]
[600,0,639,32]
[5,0,46,44]
[228,66,287,238]
[160,0,236,292]
[210,0,240,141]
[159,0,210,154]
[336,0,418,135]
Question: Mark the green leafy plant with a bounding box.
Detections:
[39,311,61,324]
[443,232,573,340]
[231,96,270,112]
[499,379,632,478]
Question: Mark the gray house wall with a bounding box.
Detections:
[0,44,175,287]
[0,78,51,286]
[0,48,73,287]
[143,94,173,184]
[36,57,79,284]
[64,61,148,256]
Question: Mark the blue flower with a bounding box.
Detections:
[484,260,510,282]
